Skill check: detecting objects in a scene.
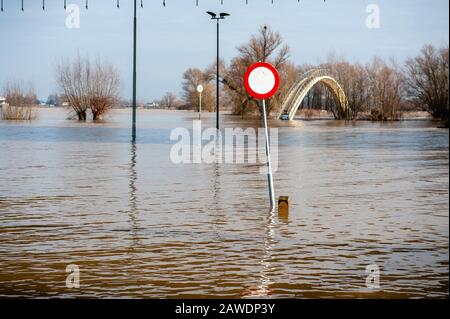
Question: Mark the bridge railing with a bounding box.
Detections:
[278,69,333,118]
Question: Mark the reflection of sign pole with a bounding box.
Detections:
[197,84,203,120]
[244,62,280,212]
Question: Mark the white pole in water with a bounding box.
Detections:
[199,92,202,120]
[261,99,275,212]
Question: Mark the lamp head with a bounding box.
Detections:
[206,11,217,19]
[220,12,230,18]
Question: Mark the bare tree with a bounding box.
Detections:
[320,55,406,120]
[57,56,120,121]
[1,81,37,120]
[321,57,371,119]
[405,44,449,124]
[365,57,406,121]
[221,25,299,117]
[181,68,215,112]
[89,60,120,120]
[57,56,90,121]
[159,92,180,110]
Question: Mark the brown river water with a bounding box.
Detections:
[0,109,448,298]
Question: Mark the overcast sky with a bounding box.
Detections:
[0,0,448,101]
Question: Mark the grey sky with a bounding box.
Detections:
[0,0,448,101]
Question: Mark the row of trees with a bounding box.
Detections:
[56,56,121,121]
[181,26,299,117]
[180,25,449,124]
[298,56,406,121]
[2,26,447,124]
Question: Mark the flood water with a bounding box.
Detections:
[0,109,448,298]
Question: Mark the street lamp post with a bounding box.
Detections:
[206,11,230,130]
[132,0,137,141]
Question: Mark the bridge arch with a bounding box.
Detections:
[277,69,350,120]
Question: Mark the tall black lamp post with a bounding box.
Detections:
[206,11,230,130]
[131,0,138,141]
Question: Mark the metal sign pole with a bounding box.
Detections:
[216,18,220,130]
[261,99,275,212]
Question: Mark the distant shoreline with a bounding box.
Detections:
[27,106,436,121]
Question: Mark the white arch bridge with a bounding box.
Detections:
[276,69,351,120]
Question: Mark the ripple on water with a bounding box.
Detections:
[0,110,448,298]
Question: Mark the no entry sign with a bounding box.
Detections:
[243,62,279,212]
[244,62,280,100]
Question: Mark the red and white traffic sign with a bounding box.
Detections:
[244,62,280,100]
[243,62,279,211]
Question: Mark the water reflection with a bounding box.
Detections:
[0,109,448,298]
[207,135,225,242]
[278,212,289,225]
[244,210,277,298]
[128,141,140,248]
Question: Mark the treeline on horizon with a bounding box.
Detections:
[180,26,449,124]
[1,26,448,125]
